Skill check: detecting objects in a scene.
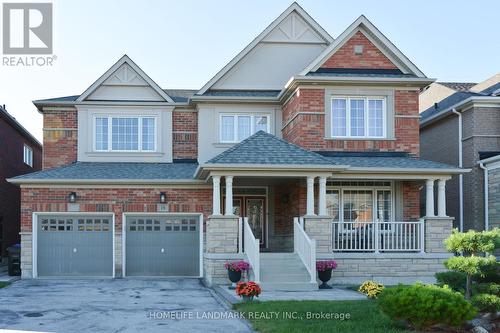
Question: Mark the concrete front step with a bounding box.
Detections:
[260,282,318,292]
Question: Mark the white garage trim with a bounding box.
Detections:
[121,212,203,278]
[32,212,116,278]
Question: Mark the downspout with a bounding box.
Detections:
[451,108,464,231]
[479,162,489,231]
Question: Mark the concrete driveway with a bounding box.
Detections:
[0,279,251,333]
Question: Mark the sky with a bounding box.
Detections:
[0,0,499,142]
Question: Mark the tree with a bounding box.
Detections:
[444,228,500,299]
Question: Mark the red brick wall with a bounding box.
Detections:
[20,187,213,232]
[172,110,198,160]
[282,89,420,156]
[43,109,77,169]
[403,181,421,221]
[320,31,397,69]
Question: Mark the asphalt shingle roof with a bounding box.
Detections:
[201,90,281,97]
[11,162,198,180]
[319,154,457,169]
[163,89,197,103]
[439,82,477,92]
[307,68,417,78]
[206,131,332,165]
[420,91,483,122]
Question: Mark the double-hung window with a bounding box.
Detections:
[94,116,157,152]
[23,144,33,167]
[331,97,386,138]
[220,114,270,143]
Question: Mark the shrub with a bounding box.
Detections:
[473,283,500,296]
[358,280,384,299]
[471,293,500,312]
[435,271,466,293]
[377,283,476,330]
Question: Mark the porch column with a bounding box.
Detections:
[318,176,327,216]
[212,175,221,215]
[225,176,234,215]
[425,179,435,217]
[437,179,447,217]
[306,176,315,216]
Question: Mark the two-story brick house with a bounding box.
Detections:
[9,3,466,288]
[0,105,42,262]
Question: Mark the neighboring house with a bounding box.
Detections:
[0,105,42,262]
[420,74,500,232]
[9,3,466,287]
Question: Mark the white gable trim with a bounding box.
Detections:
[300,15,426,77]
[197,2,333,95]
[77,55,174,103]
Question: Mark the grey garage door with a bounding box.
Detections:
[37,215,113,277]
[125,215,200,277]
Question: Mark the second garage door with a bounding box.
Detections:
[125,215,201,277]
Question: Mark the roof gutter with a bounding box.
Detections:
[479,162,489,231]
[6,178,205,186]
[189,95,280,104]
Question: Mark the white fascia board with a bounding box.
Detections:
[300,15,427,78]
[478,154,500,168]
[420,96,500,128]
[77,55,174,103]
[197,2,333,96]
[344,167,470,175]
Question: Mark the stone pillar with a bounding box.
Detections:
[425,217,453,253]
[437,179,447,217]
[20,232,32,278]
[212,175,221,215]
[318,176,327,216]
[306,176,315,216]
[425,179,435,217]
[303,216,332,253]
[206,215,239,253]
[225,176,233,216]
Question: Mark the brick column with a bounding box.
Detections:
[303,216,332,253]
[424,217,453,253]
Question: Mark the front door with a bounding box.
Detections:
[229,196,267,248]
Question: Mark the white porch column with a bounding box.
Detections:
[425,179,435,217]
[306,176,315,216]
[212,175,221,215]
[318,176,327,216]
[437,179,447,217]
[225,176,234,215]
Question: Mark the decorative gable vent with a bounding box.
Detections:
[263,12,325,43]
[354,45,363,55]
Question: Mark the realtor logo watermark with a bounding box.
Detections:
[2,2,56,66]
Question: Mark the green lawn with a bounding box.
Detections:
[234,300,413,333]
[0,282,10,289]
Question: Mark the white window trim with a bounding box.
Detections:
[330,96,387,139]
[219,114,271,143]
[23,144,33,167]
[93,115,158,152]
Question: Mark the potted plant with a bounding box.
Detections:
[224,260,250,289]
[236,281,261,302]
[316,260,337,289]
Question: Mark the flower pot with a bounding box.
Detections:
[241,295,254,302]
[227,269,242,289]
[318,269,333,289]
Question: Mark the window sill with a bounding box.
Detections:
[86,151,164,157]
[324,137,396,141]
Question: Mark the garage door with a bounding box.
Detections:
[125,215,200,277]
[37,215,113,277]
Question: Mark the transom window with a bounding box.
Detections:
[23,144,33,167]
[220,114,270,143]
[94,116,156,152]
[331,97,386,138]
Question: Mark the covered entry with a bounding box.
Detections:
[124,214,202,277]
[36,214,114,277]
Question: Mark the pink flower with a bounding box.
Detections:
[224,260,251,272]
[316,260,338,272]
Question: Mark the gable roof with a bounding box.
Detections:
[300,15,426,77]
[206,131,332,166]
[439,82,477,92]
[197,2,334,95]
[77,55,175,103]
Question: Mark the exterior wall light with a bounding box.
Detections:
[68,192,77,203]
[159,192,167,203]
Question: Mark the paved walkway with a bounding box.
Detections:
[217,285,366,303]
[0,279,251,333]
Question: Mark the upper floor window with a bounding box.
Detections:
[220,114,270,143]
[23,144,33,167]
[331,97,386,138]
[94,116,157,152]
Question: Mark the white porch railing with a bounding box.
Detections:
[294,217,316,283]
[332,220,424,253]
[243,217,260,283]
